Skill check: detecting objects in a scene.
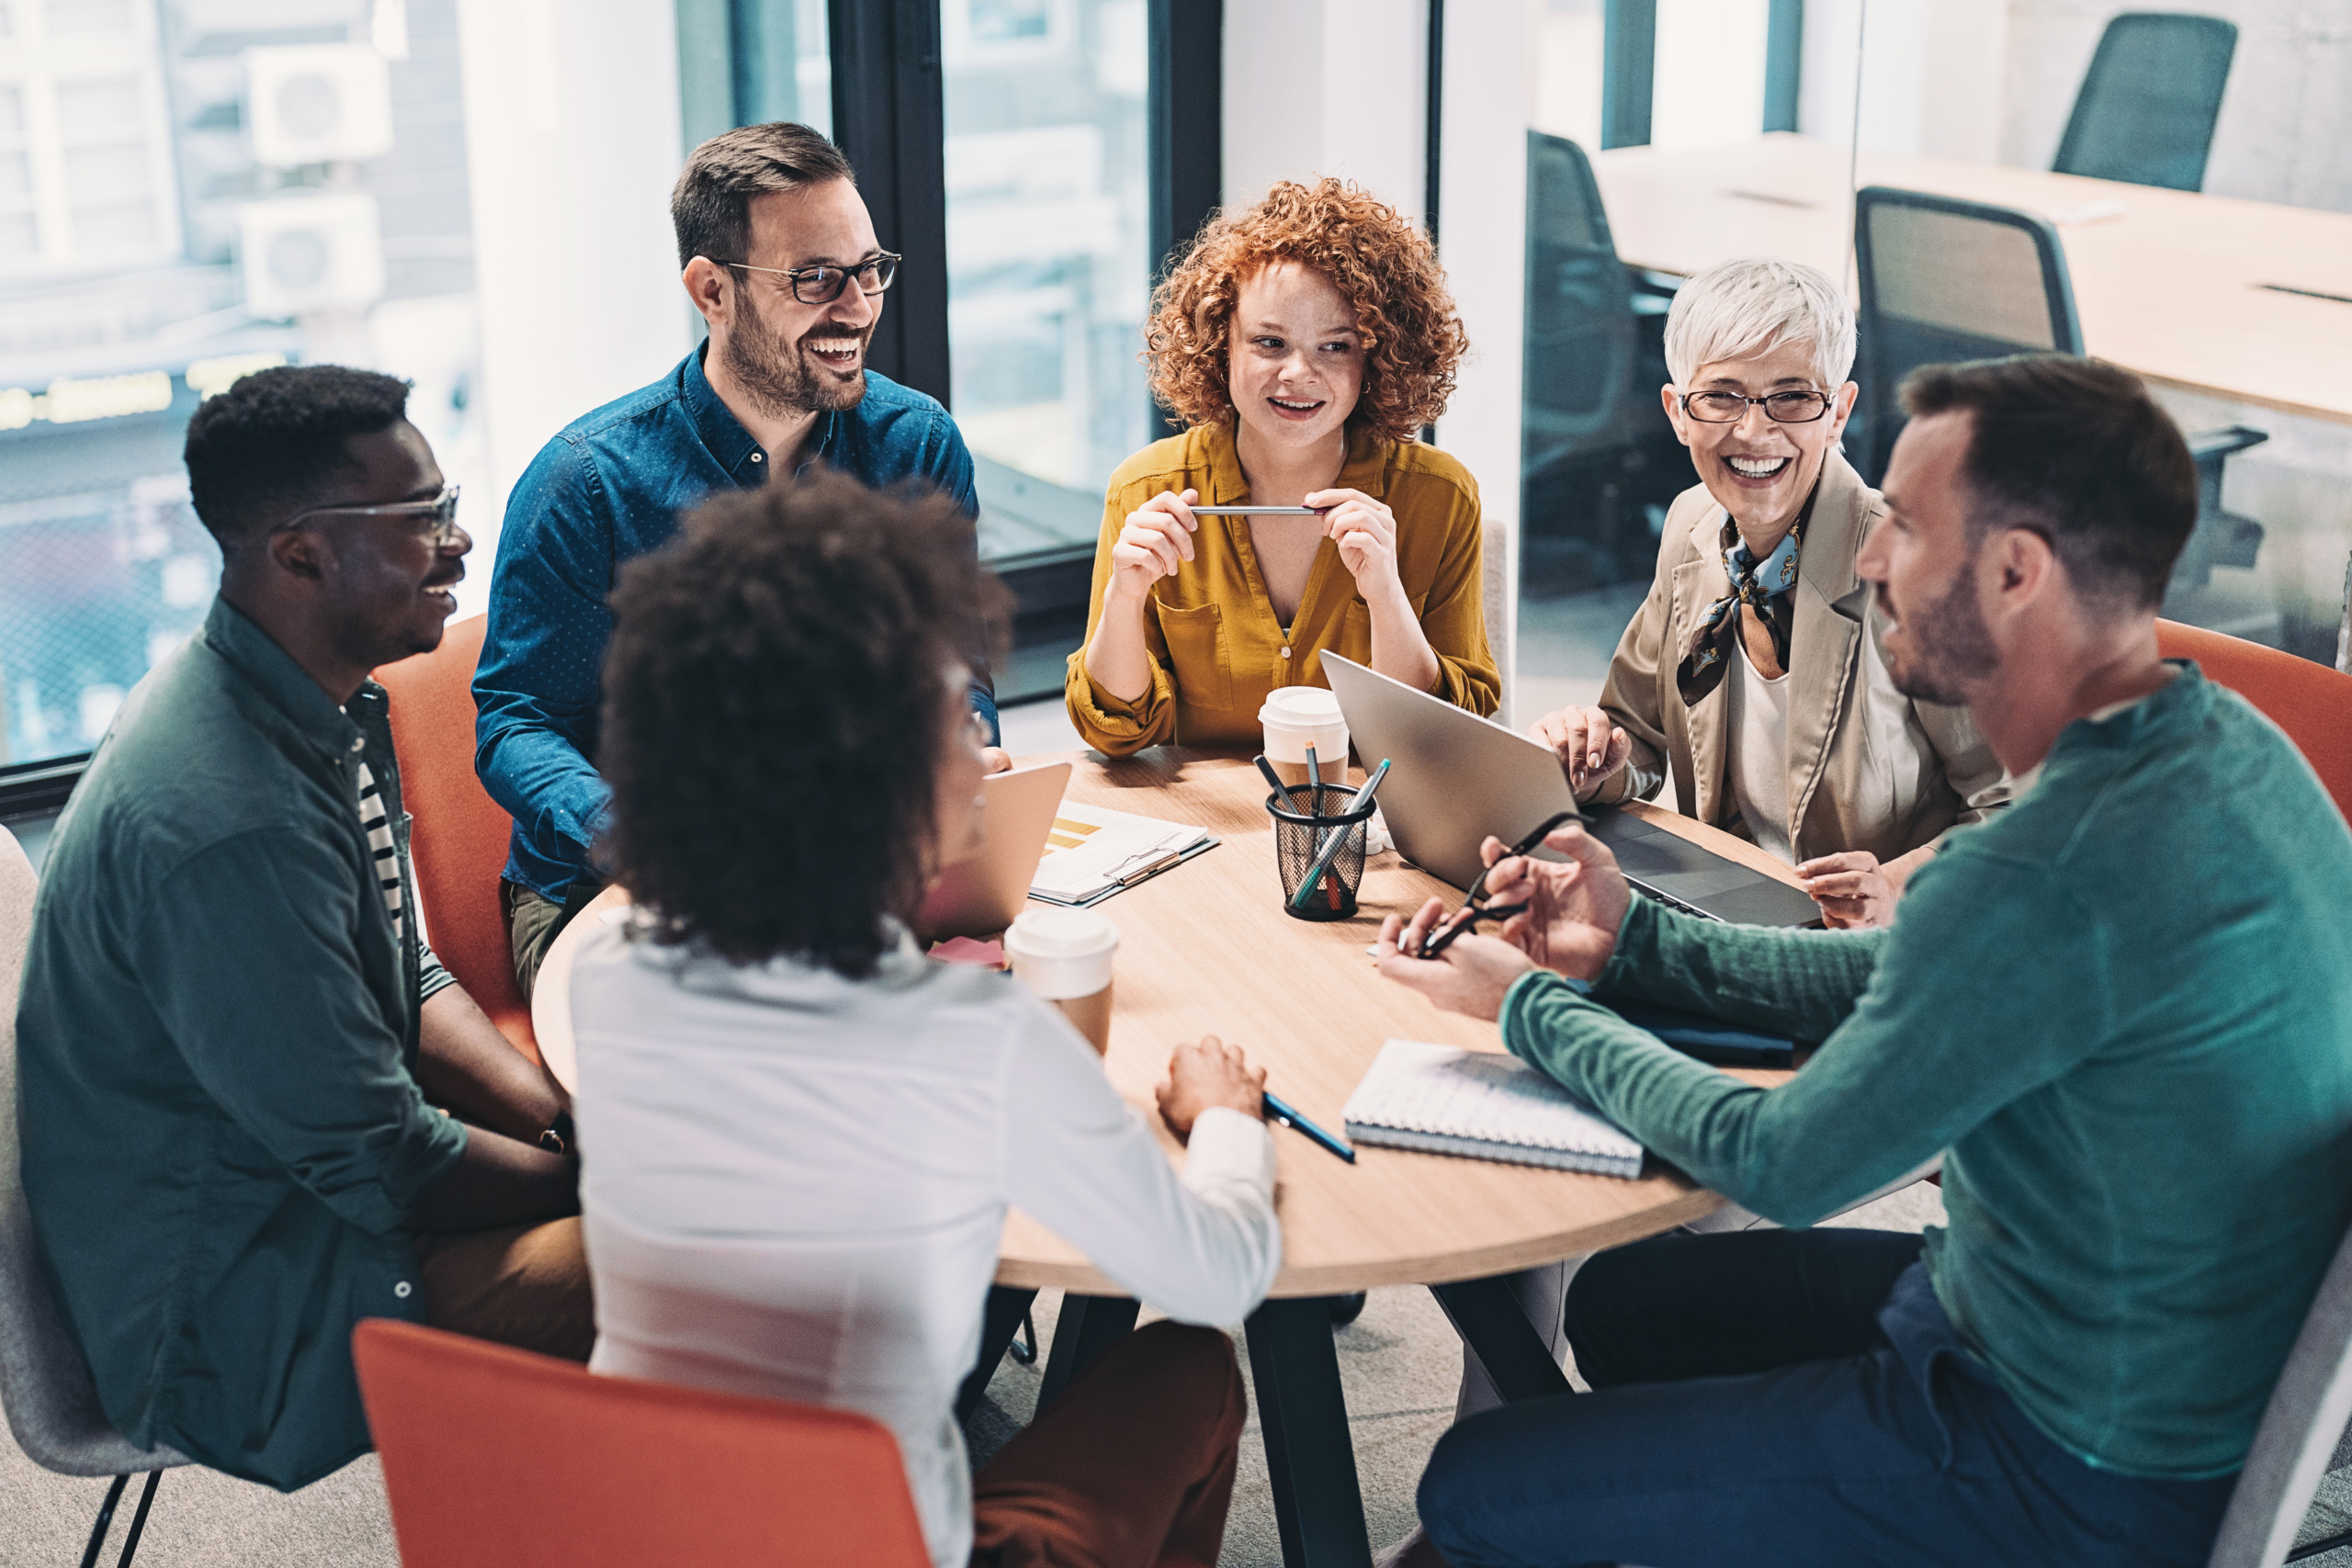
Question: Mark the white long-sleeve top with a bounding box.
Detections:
[569,920,1283,1568]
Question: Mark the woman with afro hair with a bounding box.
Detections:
[1066,178,1499,756]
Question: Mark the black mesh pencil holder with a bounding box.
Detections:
[1266,784,1377,922]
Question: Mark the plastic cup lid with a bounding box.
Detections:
[1259,687,1342,726]
[1005,907,1119,957]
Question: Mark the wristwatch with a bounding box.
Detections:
[537,1108,576,1156]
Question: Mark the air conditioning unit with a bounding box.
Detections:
[237,193,386,318]
[244,44,395,168]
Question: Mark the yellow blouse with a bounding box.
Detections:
[1064,421,1499,757]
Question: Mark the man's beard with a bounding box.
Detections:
[722,293,868,419]
[1881,562,1999,706]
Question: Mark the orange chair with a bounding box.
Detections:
[2156,619,2352,826]
[376,615,537,1062]
[353,1319,931,1568]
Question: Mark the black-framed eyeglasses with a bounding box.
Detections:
[1680,389,1836,424]
[280,484,463,547]
[718,251,901,305]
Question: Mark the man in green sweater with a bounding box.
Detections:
[1376,355,2352,1567]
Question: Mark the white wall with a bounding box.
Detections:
[1220,0,1428,219]
[1998,0,2352,215]
[1798,0,2008,162]
[1434,0,1532,724]
[451,0,694,615]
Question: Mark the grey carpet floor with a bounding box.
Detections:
[9,1181,2346,1566]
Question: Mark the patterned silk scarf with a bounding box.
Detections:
[1676,496,1815,706]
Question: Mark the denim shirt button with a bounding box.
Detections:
[393,1280,412,1299]
[350,736,365,752]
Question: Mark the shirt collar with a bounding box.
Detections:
[1199,419,1390,505]
[681,341,780,486]
[202,596,369,762]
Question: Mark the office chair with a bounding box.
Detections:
[2154,620,2352,826]
[376,613,539,1062]
[1521,131,1681,594]
[2054,12,2237,193]
[1851,186,2267,603]
[354,1318,933,1568]
[2208,1214,2352,1565]
[0,823,193,1568]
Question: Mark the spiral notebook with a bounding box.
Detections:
[1340,1039,1645,1179]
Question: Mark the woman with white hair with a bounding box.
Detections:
[1528,257,2009,927]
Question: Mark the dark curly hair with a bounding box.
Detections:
[601,472,1007,976]
[1145,178,1468,444]
[182,364,411,553]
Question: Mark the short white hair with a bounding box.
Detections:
[1663,257,1856,389]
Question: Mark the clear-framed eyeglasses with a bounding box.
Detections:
[1679,389,1837,424]
[717,251,901,305]
[280,484,463,547]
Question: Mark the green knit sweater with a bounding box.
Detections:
[1501,664,2352,1479]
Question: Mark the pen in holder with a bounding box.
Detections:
[1266,783,1376,922]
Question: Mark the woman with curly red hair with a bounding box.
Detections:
[1065,178,1500,756]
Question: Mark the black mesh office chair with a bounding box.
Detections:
[1520,131,1679,593]
[2053,12,2237,193]
[1852,185,2266,601]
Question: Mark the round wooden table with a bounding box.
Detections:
[531,747,1800,1568]
[536,747,1792,1293]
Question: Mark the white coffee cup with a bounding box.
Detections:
[1259,686,1350,790]
[1004,907,1119,1055]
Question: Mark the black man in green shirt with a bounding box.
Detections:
[17,367,591,1489]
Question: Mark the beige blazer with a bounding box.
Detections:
[1587,451,2011,863]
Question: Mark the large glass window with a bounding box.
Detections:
[0,0,486,769]
[942,0,1148,548]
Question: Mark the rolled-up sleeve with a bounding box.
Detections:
[133,830,468,1235]
[472,436,616,868]
[1063,497,1180,757]
[1417,477,1500,716]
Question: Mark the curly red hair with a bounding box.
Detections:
[1145,179,1468,446]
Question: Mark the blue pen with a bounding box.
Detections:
[1263,1089,1356,1163]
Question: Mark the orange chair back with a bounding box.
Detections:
[375,615,537,1061]
[353,1319,932,1568]
[2156,619,2352,825]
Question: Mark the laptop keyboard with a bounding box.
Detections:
[1627,878,1722,921]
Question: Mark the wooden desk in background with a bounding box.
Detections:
[1591,133,2352,428]
[533,748,1804,1568]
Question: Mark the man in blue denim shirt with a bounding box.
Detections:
[476,122,1003,994]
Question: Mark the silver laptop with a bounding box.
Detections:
[1319,654,1820,927]
[916,760,1072,941]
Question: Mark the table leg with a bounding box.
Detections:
[956,1285,1041,1425]
[1245,1295,1373,1568]
[1428,1275,1574,1403]
[1035,1293,1140,1413]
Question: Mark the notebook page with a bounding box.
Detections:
[1343,1039,1644,1161]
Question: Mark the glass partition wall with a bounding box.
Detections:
[1513,0,1792,805]
[1513,0,2352,785]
